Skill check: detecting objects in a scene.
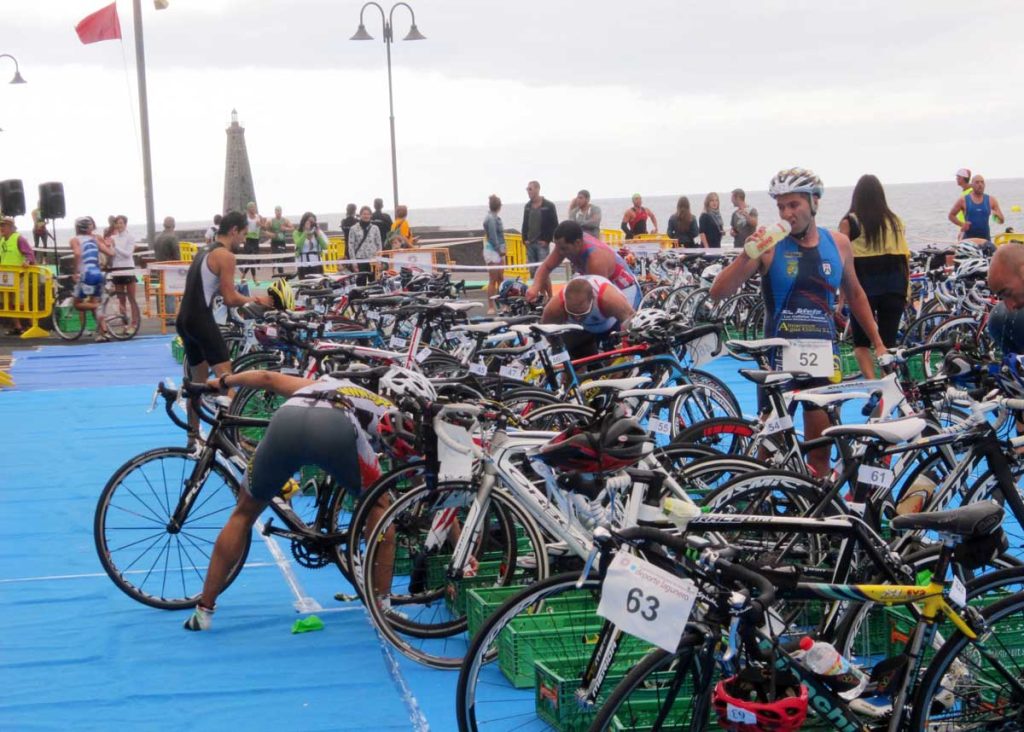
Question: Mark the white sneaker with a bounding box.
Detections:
[183,604,214,631]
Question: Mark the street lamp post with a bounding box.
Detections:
[0,54,27,85]
[350,2,425,210]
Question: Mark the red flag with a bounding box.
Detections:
[75,3,122,45]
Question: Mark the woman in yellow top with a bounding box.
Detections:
[839,174,910,378]
[387,204,414,250]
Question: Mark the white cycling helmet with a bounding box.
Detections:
[954,257,988,280]
[380,366,437,402]
[629,309,672,332]
[769,167,825,200]
[700,263,723,282]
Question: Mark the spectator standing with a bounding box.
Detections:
[621,193,658,239]
[266,206,294,276]
[204,215,221,246]
[371,198,393,243]
[667,196,699,247]
[240,201,263,284]
[729,188,758,247]
[568,189,602,238]
[30,204,51,250]
[341,203,358,241]
[109,214,138,323]
[293,212,328,278]
[0,216,36,335]
[483,194,506,314]
[839,174,910,378]
[949,174,1004,242]
[388,205,413,249]
[699,192,725,249]
[153,216,179,261]
[347,205,382,285]
[953,168,973,226]
[521,180,558,264]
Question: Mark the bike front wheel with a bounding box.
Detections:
[93,447,249,609]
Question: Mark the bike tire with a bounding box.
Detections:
[93,446,249,609]
[100,292,141,340]
[51,299,86,341]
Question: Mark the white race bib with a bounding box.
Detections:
[597,551,697,653]
[468,361,487,376]
[550,349,571,365]
[415,347,432,364]
[648,417,672,436]
[686,333,720,367]
[781,339,833,379]
[390,335,408,349]
[499,363,525,380]
[763,414,794,436]
[857,464,894,489]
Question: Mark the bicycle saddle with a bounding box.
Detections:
[890,500,1003,538]
[822,416,926,445]
[727,338,789,355]
[739,369,814,385]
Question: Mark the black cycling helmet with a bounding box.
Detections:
[75,216,95,234]
[534,409,652,472]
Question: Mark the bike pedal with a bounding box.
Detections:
[261,517,275,536]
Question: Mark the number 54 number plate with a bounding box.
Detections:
[597,550,698,653]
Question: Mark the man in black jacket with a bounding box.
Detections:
[521,180,558,264]
[371,198,393,242]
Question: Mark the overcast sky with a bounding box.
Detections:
[3,0,1023,227]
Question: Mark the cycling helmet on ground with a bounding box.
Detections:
[768,168,824,200]
[377,408,420,459]
[380,366,437,402]
[498,278,526,300]
[75,216,95,234]
[533,410,652,472]
[266,277,296,311]
[700,262,724,282]
[712,669,808,732]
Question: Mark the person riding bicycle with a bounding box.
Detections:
[69,216,116,342]
[527,221,642,308]
[184,366,433,631]
[175,210,273,443]
[709,167,887,478]
[540,274,635,360]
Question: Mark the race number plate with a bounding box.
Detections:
[857,464,894,489]
[499,364,525,380]
[438,424,474,481]
[597,551,697,653]
[781,339,833,379]
[468,361,487,376]
[686,333,720,367]
[389,335,408,349]
[550,349,571,365]
[415,347,432,363]
[762,414,793,436]
[648,417,672,436]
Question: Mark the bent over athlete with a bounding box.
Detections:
[710,167,887,478]
[184,367,428,631]
[540,275,635,360]
[527,221,642,308]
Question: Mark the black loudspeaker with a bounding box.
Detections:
[0,179,26,217]
[39,182,65,220]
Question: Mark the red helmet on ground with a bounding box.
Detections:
[712,672,808,732]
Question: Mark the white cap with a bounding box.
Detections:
[956,168,971,179]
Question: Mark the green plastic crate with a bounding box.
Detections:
[604,689,697,732]
[57,309,97,332]
[498,612,605,688]
[534,646,655,732]
[465,586,599,640]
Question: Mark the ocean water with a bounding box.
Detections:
[65,178,1024,249]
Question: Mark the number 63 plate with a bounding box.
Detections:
[597,550,698,653]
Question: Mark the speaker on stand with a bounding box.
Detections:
[38,182,66,264]
[0,179,26,217]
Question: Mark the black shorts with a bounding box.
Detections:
[851,292,905,348]
[248,405,360,501]
[176,314,230,368]
[111,274,136,286]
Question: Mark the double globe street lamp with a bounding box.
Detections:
[350,2,425,210]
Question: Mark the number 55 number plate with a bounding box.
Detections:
[597,550,698,653]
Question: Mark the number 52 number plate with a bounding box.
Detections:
[597,550,698,653]
[781,339,833,379]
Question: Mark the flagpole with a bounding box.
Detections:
[132,0,156,245]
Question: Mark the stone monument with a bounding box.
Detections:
[222,109,257,214]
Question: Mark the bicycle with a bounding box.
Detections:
[51,272,140,341]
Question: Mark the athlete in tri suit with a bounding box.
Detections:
[710,167,887,478]
[184,367,431,631]
[540,274,636,360]
[69,216,116,341]
[527,221,642,308]
[948,174,1005,243]
[621,193,658,239]
[175,210,272,439]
